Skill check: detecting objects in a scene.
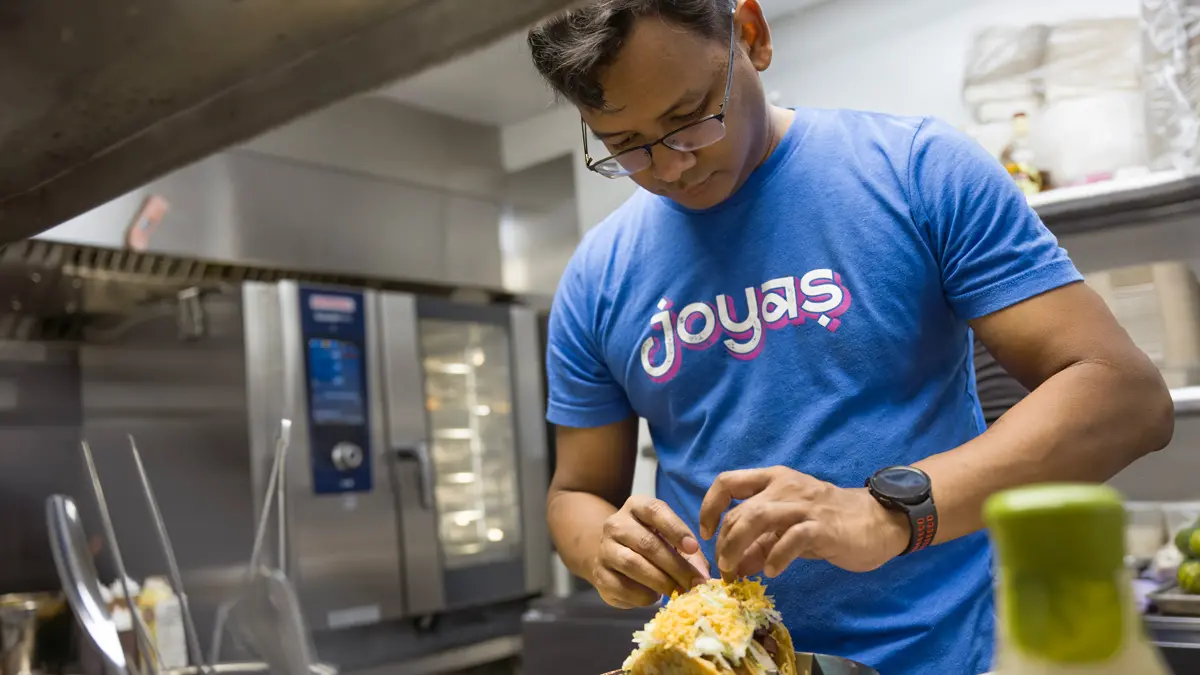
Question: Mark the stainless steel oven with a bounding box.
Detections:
[243,281,549,632]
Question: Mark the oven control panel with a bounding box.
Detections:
[299,287,372,495]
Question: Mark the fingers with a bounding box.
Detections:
[594,566,660,608]
[600,534,679,597]
[737,532,780,577]
[603,498,707,594]
[592,497,714,610]
[629,497,700,554]
[699,468,777,539]
[764,521,828,577]
[684,549,712,580]
[612,515,707,592]
[716,498,806,577]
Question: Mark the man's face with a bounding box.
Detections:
[580,9,771,210]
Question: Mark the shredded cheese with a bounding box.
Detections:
[624,578,783,672]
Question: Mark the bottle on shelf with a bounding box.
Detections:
[999,112,1047,196]
[985,483,1171,674]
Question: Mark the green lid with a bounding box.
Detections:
[985,484,1132,663]
[984,483,1126,578]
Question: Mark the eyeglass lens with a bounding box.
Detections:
[594,117,728,178]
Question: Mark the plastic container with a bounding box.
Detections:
[1162,501,1200,537]
[110,605,138,670]
[1126,501,1168,560]
[139,577,188,669]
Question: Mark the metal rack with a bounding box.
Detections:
[46,424,334,675]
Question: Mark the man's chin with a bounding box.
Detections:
[666,174,729,210]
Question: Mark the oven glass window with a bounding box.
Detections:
[419,319,522,569]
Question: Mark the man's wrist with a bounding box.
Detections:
[877,499,911,560]
[865,465,939,556]
[578,548,602,587]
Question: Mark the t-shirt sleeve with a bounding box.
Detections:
[545,252,634,428]
[908,117,1083,321]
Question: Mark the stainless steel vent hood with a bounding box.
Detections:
[0,0,581,245]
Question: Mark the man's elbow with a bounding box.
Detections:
[1133,363,1175,455]
[546,481,570,516]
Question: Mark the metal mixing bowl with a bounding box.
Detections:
[600,651,881,675]
[797,651,881,674]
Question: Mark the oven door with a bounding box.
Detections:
[378,294,548,615]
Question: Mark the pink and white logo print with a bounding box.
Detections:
[639,268,852,384]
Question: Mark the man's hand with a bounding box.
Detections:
[699,467,909,579]
[591,495,711,608]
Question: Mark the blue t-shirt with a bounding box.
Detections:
[545,108,1082,675]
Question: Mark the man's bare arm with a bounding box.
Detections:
[916,281,1175,544]
[547,416,640,580]
[549,416,709,606]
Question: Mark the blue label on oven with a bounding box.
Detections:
[299,287,372,495]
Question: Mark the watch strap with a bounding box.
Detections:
[902,496,938,556]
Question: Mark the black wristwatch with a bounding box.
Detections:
[865,465,938,556]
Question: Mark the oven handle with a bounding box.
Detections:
[392,443,433,510]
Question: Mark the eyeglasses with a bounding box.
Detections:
[581,6,738,179]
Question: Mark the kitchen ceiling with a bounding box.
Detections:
[375,0,833,127]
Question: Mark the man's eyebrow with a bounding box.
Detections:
[590,88,708,140]
[592,128,627,141]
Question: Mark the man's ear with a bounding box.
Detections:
[736,0,773,72]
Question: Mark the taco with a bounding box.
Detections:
[621,578,797,675]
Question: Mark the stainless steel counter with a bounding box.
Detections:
[1146,614,1200,673]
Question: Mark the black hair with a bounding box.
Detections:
[528,0,735,110]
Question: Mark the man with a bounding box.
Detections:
[529,1,1174,673]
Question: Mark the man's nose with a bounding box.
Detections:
[651,145,697,184]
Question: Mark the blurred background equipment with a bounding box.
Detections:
[0,592,67,675]
[0,248,551,674]
[963,17,1148,188]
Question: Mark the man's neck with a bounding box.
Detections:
[720,104,796,203]
[758,105,796,169]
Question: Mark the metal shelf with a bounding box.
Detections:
[1173,387,1200,416]
[1031,170,1200,237]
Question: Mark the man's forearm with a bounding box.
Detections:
[547,489,618,582]
[915,359,1173,545]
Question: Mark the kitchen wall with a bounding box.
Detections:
[501,155,580,296]
[243,97,506,200]
[499,105,640,236]
[762,0,1139,126]
[38,98,509,289]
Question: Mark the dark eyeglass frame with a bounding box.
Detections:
[581,5,739,179]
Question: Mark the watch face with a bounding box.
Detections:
[874,466,930,505]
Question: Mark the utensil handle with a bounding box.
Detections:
[250,420,292,572]
[127,435,208,672]
[80,440,157,675]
